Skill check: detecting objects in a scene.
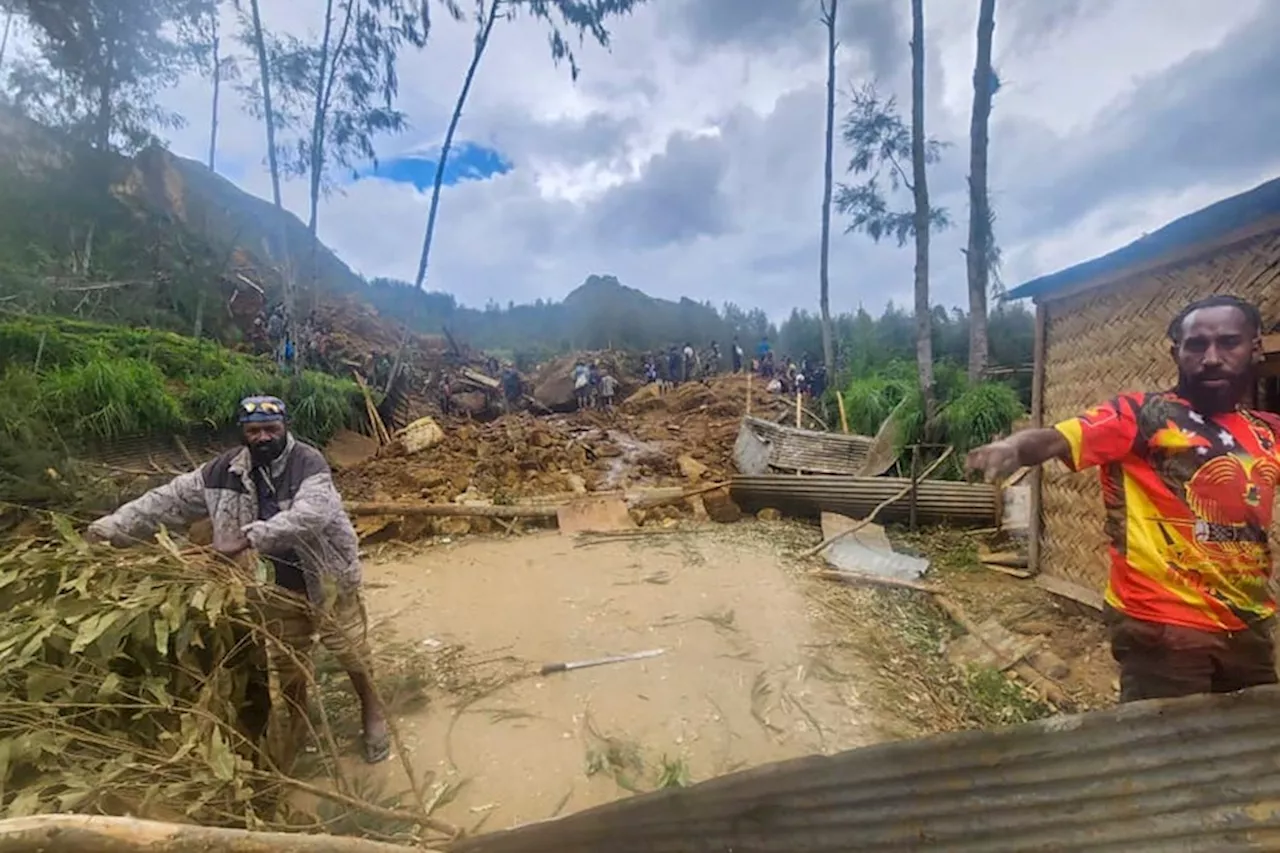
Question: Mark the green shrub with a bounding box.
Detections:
[0,317,362,461]
[840,362,1026,474]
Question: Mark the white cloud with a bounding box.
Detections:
[153,0,1280,320]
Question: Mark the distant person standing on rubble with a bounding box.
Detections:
[709,340,721,374]
[599,371,618,411]
[85,395,391,763]
[501,366,521,412]
[732,337,744,374]
[682,342,695,382]
[967,295,1280,702]
[667,346,681,388]
[573,361,590,410]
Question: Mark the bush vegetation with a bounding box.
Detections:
[0,316,363,502]
[839,361,1024,473]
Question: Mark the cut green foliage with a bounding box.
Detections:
[0,527,450,843]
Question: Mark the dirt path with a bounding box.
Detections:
[353,526,886,834]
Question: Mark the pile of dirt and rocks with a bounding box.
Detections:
[335,413,628,505]
[617,373,791,481]
[331,372,798,540]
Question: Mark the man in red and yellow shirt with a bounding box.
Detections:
[967,295,1280,701]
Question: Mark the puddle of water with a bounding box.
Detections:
[355,530,883,835]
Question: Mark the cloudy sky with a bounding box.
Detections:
[150,0,1279,318]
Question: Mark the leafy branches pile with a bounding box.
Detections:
[0,522,454,843]
[0,523,283,824]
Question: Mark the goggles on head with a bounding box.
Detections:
[237,396,287,423]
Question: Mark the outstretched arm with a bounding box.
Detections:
[966,429,1070,483]
[86,468,209,546]
[966,395,1144,484]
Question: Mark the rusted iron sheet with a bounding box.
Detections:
[453,687,1280,852]
[734,417,873,476]
[731,475,999,527]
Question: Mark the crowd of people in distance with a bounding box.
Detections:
[640,335,827,400]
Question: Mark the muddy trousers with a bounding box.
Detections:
[1105,607,1278,702]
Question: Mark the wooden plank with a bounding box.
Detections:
[1036,572,1105,615]
[1028,301,1047,574]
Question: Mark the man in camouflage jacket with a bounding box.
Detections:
[87,395,390,763]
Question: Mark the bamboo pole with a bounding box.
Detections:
[836,390,849,434]
[0,815,442,853]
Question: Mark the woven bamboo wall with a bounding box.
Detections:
[1040,229,1280,592]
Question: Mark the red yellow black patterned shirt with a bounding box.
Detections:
[1054,391,1280,631]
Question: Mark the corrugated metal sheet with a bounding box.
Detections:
[452,687,1280,852]
[733,417,873,475]
[731,475,998,527]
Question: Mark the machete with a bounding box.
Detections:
[539,648,666,676]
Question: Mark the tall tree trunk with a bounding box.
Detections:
[965,0,996,382]
[818,0,838,382]
[413,0,500,290]
[909,0,935,420]
[307,0,337,239]
[0,9,14,70]
[305,0,338,326]
[248,0,292,331]
[305,0,354,318]
[248,0,282,209]
[208,22,220,171]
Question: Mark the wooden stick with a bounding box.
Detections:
[346,502,558,519]
[983,563,1033,580]
[0,814,444,853]
[836,390,849,434]
[746,370,752,415]
[813,569,943,594]
[267,773,460,839]
[796,447,954,559]
[795,389,802,428]
[629,480,731,509]
[172,435,198,469]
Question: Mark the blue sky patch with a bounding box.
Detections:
[359,142,511,190]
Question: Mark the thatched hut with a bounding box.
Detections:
[1006,177,1280,603]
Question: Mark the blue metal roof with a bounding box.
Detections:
[1007,176,1280,301]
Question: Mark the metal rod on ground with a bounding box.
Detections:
[539,648,666,676]
[836,390,849,434]
[795,447,954,559]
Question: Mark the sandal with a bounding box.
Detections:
[362,729,391,764]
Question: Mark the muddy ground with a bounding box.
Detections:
[308,519,1118,839]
